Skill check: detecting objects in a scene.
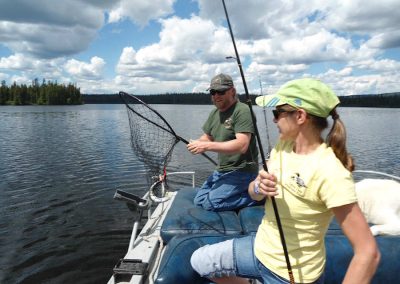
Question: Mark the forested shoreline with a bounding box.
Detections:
[0,79,82,105]
[82,92,400,107]
[1,80,399,107]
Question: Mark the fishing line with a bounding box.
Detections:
[259,76,272,156]
[221,1,294,283]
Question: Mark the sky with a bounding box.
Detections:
[0,0,400,96]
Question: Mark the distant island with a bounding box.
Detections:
[0,79,82,105]
[82,92,400,107]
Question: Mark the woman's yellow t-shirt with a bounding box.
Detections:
[254,140,357,283]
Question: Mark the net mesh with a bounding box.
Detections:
[120,92,179,185]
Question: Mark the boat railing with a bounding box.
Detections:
[114,171,196,252]
[165,171,196,187]
[110,171,196,284]
[354,170,400,181]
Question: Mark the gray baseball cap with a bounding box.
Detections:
[208,73,234,91]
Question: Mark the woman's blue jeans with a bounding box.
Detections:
[191,235,325,284]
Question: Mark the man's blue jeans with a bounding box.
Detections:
[193,170,259,211]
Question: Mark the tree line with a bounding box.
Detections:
[83,92,400,107]
[337,92,400,107]
[0,79,82,105]
[1,80,399,107]
[83,92,221,104]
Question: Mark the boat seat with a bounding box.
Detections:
[324,235,399,283]
[238,205,343,235]
[238,205,264,235]
[155,233,400,284]
[160,187,242,243]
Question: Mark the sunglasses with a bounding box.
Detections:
[272,109,296,120]
[210,89,229,96]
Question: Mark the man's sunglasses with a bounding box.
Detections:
[272,109,296,120]
[210,89,228,96]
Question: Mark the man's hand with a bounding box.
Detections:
[187,139,209,155]
[187,132,252,155]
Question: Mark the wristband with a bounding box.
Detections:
[254,179,260,195]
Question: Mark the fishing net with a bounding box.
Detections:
[120,92,180,188]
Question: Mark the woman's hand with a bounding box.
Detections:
[257,170,279,197]
[249,169,278,200]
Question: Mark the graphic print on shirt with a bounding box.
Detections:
[224,117,233,129]
[283,172,308,197]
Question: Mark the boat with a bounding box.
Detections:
[107,170,400,284]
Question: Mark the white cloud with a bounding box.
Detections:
[0,53,33,70]
[112,2,400,95]
[9,74,32,85]
[0,53,65,81]
[65,57,106,80]
[350,59,400,73]
[75,78,118,95]
[249,31,354,65]
[108,0,176,27]
[310,64,400,96]
[338,67,353,77]
[0,21,97,59]
[321,0,400,35]
[0,0,399,95]
[199,0,322,39]
[114,15,240,93]
[0,1,108,59]
[366,31,400,49]
[0,1,106,28]
[247,62,308,80]
[0,72,9,82]
[119,47,137,65]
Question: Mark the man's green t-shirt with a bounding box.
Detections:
[202,101,258,173]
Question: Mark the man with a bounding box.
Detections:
[187,73,260,211]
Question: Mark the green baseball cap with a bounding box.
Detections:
[208,73,234,91]
[255,78,340,118]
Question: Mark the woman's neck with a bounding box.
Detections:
[293,132,323,155]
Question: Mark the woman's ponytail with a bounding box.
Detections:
[326,109,355,172]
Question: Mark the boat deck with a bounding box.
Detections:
[110,187,400,284]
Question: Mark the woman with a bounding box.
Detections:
[190,78,380,284]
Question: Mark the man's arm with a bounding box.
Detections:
[187,132,251,155]
[197,133,213,142]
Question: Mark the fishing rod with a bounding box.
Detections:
[259,76,272,155]
[221,1,294,283]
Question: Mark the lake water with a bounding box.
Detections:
[0,104,399,283]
